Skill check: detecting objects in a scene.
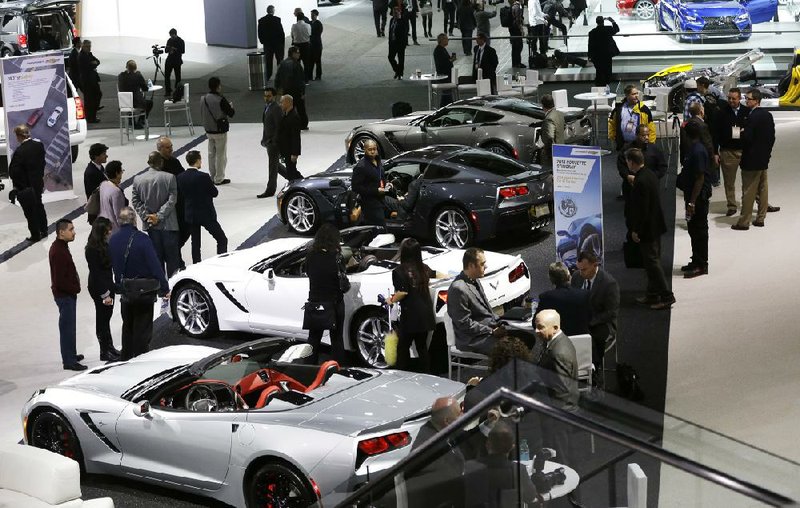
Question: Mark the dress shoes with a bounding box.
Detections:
[680,262,696,272]
[767,205,780,213]
[257,191,275,199]
[63,363,88,371]
[731,224,749,231]
[25,235,42,243]
[752,220,765,227]
[725,209,737,217]
[100,350,120,362]
[75,354,84,362]
[650,295,676,310]
[683,266,708,279]
[215,179,231,186]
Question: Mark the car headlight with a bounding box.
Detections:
[736,12,749,21]
[684,13,698,22]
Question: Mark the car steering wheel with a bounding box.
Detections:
[185,384,217,412]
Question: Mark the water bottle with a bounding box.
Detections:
[147,79,153,89]
[519,439,530,462]
[504,73,510,85]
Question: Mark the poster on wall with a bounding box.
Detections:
[1,51,72,200]
[552,144,604,270]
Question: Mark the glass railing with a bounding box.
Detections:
[325,359,800,508]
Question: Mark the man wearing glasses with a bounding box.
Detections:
[732,89,777,230]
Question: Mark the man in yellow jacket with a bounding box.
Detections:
[608,84,656,151]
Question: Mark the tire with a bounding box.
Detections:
[71,145,79,163]
[350,134,380,163]
[634,0,655,19]
[432,206,474,248]
[172,282,218,339]
[29,410,84,469]
[351,307,389,368]
[246,462,318,508]
[482,142,513,158]
[284,192,320,234]
[669,87,684,114]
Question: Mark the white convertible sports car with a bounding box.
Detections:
[22,337,464,507]
[169,227,531,368]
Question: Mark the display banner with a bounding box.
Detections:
[1,51,72,200]
[552,144,604,269]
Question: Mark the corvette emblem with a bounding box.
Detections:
[490,281,499,290]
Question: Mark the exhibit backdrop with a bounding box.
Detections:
[552,144,604,270]
[1,52,72,198]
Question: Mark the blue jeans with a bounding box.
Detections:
[55,296,77,364]
[147,229,180,278]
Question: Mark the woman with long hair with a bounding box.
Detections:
[389,238,440,372]
[304,223,348,364]
[85,217,121,361]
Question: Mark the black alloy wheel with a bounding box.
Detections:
[247,462,318,508]
[29,410,84,467]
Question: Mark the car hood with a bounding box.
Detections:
[422,248,518,278]
[297,370,464,435]
[57,345,218,398]
[681,2,746,16]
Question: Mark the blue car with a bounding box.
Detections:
[655,0,763,41]
[556,213,603,271]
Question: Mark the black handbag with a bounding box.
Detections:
[203,97,230,133]
[623,240,643,269]
[119,233,160,304]
[302,301,335,330]
[337,254,351,294]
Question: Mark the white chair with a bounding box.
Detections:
[611,463,648,508]
[476,78,492,97]
[552,89,584,114]
[163,81,195,136]
[567,333,593,391]
[431,68,459,106]
[444,313,489,380]
[495,76,523,97]
[590,86,614,112]
[523,69,542,99]
[457,67,482,98]
[117,91,147,145]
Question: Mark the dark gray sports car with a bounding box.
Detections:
[277,145,553,248]
[344,96,593,163]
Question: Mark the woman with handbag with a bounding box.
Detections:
[304,223,349,365]
[388,238,441,373]
[85,217,122,362]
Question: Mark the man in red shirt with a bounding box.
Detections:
[49,219,86,371]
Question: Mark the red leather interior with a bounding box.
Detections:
[255,386,282,409]
[235,369,308,399]
[304,361,340,393]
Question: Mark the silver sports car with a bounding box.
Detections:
[345,96,593,163]
[22,338,464,507]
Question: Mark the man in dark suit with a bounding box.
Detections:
[156,136,188,270]
[258,87,286,198]
[84,142,109,225]
[78,39,102,123]
[117,60,152,125]
[587,16,619,86]
[571,250,619,385]
[537,262,590,336]
[433,33,456,107]
[351,139,388,226]
[67,37,81,91]
[258,5,285,82]
[9,125,47,242]
[164,28,185,96]
[388,6,409,79]
[373,0,390,37]
[733,89,777,231]
[617,124,666,203]
[275,47,309,129]
[177,150,227,264]
[626,148,675,310]
[277,95,304,182]
[681,122,712,278]
[472,32,498,94]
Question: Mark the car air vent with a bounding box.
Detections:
[337,368,373,380]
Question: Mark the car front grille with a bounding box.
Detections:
[701,16,738,32]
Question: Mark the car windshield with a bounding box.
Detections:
[447,151,531,177]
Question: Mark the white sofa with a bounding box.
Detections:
[0,443,114,508]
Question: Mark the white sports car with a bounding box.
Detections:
[22,337,464,507]
[169,227,531,368]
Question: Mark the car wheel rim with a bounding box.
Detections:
[176,288,211,335]
[286,194,316,233]
[353,137,370,161]
[435,210,469,248]
[253,468,308,508]
[636,0,654,19]
[357,315,388,368]
[31,414,77,460]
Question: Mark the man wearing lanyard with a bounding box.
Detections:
[608,84,656,152]
[352,140,390,226]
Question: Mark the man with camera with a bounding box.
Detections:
[200,77,235,186]
[164,28,185,97]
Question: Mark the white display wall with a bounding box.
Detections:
[80,0,207,44]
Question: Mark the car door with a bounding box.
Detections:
[116,404,239,490]
[423,107,479,146]
[744,0,778,23]
[244,260,309,336]
[410,163,462,237]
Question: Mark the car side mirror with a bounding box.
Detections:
[133,400,151,418]
[265,268,275,290]
[330,178,345,188]
[419,121,427,132]
[556,230,569,237]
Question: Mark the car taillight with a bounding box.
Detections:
[469,211,479,232]
[498,185,529,199]
[436,290,448,311]
[508,262,528,283]
[356,431,411,469]
[74,96,85,120]
[17,34,27,48]
[72,28,79,38]
[512,147,519,159]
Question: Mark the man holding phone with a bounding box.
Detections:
[433,33,457,107]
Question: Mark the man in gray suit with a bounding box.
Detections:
[540,94,565,168]
[258,87,286,198]
[447,247,505,354]
[131,152,179,277]
[570,249,619,387]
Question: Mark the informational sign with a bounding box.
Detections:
[1,51,72,197]
[552,144,604,269]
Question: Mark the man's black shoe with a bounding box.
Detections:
[683,266,708,279]
[731,224,749,231]
[767,205,780,213]
[25,236,41,243]
[63,363,88,371]
[680,262,696,272]
[40,230,48,238]
[215,179,231,186]
[725,209,737,216]
[100,350,120,362]
[75,354,84,362]
[257,191,275,199]
[651,296,676,310]
[752,220,765,227]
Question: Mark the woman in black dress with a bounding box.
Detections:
[305,223,349,364]
[389,238,437,372]
[85,217,121,361]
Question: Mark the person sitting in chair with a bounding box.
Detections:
[384,167,426,220]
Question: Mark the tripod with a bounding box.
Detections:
[664,111,681,189]
[147,52,165,87]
